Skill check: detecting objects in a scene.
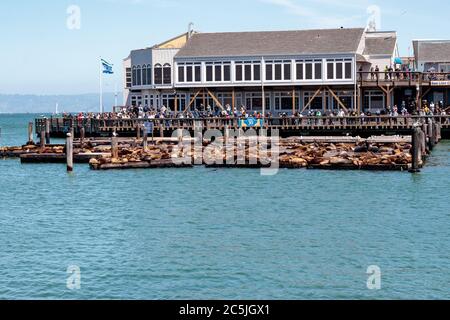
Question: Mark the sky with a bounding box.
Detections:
[0,0,449,95]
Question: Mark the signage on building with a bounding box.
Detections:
[431,81,450,86]
[144,121,154,134]
[239,118,263,128]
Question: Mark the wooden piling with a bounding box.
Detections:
[45,118,51,144]
[40,130,46,149]
[159,123,164,138]
[111,133,119,159]
[409,127,421,173]
[80,127,85,148]
[177,129,183,148]
[428,122,435,150]
[27,122,34,144]
[436,123,442,141]
[136,123,141,140]
[143,125,148,151]
[432,122,439,145]
[66,133,73,172]
[224,125,230,142]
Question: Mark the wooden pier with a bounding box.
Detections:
[35,115,450,139]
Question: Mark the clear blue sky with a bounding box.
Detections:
[0,0,449,95]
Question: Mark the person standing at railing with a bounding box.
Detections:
[375,66,379,80]
[370,66,375,80]
[384,66,389,80]
[401,102,409,116]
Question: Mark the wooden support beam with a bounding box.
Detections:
[358,86,362,114]
[232,88,235,111]
[184,89,201,113]
[292,87,296,115]
[378,85,389,95]
[206,88,225,112]
[420,87,432,101]
[202,88,206,107]
[174,92,178,112]
[326,86,348,113]
[301,87,322,113]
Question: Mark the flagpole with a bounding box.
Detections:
[99,56,103,114]
[114,81,118,108]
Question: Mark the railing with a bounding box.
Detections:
[36,115,450,135]
[358,71,450,84]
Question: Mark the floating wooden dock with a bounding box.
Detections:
[1,115,443,173]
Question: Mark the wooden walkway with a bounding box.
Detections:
[35,115,450,139]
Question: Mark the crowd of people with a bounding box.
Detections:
[360,65,450,81]
[63,100,447,123]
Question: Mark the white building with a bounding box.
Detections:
[123,27,398,114]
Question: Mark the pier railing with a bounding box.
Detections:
[358,71,450,86]
[36,115,450,137]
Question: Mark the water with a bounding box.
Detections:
[1,114,450,300]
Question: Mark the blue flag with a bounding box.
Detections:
[101,59,114,74]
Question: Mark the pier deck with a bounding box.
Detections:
[35,115,450,139]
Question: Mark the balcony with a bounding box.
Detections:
[357,72,450,87]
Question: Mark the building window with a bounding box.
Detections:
[326,59,352,80]
[331,91,353,110]
[345,62,352,79]
[136,65,142,86]
[274,92,297,111]
[275,63,282,80]
[284,63,291,80]
[235,63,243,81]
[245,64,252,81]
[364,90,384,111]
[195,65,201,82]
[154,64,163,85]
[304,91,329,110]
[305,63,313,80]
[224,64,231,81]
[235,61,260,82]
[163,63,171,85]
[215,65,222,82]
[178,65,185,83]
[142,66,148,85]
[315,62,322,80]
[186,65,193,82]
[206,64,213,82]
[266,63,273,81]
[245,92,269,111]
[327,62,334,79]
[254,64,261,81]
[336,62,343,79]
[178,63,201,83]
[296,63,303,80]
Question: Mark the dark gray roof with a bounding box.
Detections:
[176,28,365,58]
[363,37,396,55]
[415,41,450,63]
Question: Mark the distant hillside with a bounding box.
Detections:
[0,93,123,113]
